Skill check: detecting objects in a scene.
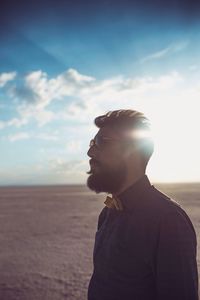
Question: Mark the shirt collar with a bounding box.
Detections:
[114,174,153,211]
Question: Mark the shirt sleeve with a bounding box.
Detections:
[155,209,199,300]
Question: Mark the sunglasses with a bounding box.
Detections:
[89,135,124,148]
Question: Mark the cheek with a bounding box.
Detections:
[99,146,124,167]
[102,156,124,170]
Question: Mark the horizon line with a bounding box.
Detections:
[0,181,200,188]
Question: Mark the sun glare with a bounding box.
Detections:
[146,98,200,182]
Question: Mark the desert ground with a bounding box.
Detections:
[0,182,199,300]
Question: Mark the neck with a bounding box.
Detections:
[113,171,145,197]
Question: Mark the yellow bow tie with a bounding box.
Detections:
[104,194,123,211]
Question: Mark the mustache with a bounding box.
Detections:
[86,170,92,174]
[91,159,99,164]
[86,159,100,174]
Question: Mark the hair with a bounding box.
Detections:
[94,109,154,171]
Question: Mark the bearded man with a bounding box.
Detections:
[86,109,199,300]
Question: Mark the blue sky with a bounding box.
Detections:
[1,0,200,185]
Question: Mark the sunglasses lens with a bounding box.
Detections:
[89,136,108,148]
[95,136,104,147]
[95,136,99,147]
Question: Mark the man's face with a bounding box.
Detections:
[86,126,128,194]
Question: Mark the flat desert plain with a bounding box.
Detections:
[0,182,199,300]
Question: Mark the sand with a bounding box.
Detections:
[0,183,199,300]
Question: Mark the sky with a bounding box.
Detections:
[1,0,200,185]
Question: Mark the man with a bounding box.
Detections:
[86,109,199,300]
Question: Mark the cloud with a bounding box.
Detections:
[22,68,95,107]
[35,132,59,141]
[57,71,183,122]
[0,67,184,129]
[49,158,82,172]
[0,159,89,185]
[140,40,189,63]
[0,72,17,88]
[48,158,88,182]
[16,104,56,127]
[0,117,28,130]
[64,68,95,83]
[141,47,171,63]
[6,131,59,142]
[0,121,5,129]
[189,65,198,71]
[8,132,30,142]
[66,140,82,153]
[2,66,200,184]
[6,68,95,127]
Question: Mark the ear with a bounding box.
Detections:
[122,143,138,159]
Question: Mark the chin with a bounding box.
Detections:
[87,174,102,193]
[87,173,122,194]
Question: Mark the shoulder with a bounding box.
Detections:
[151,185,180,206]
[147,185,183,214]
[148,185,197,238]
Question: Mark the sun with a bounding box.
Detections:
[145,99,200,183]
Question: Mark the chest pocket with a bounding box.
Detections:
[103,220,135,274]
[105,218,147,278]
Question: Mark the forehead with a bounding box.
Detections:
[96,126,120,138]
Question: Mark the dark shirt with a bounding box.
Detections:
[87,175,199,300]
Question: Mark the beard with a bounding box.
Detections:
[86,160,127,194]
